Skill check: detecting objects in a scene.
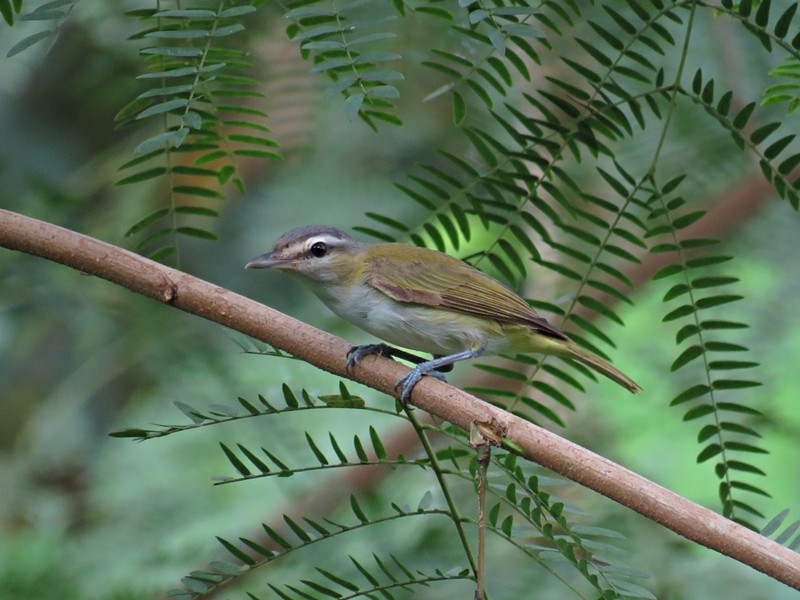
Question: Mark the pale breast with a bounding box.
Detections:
[308,280,508,355]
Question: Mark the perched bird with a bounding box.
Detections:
[246,225,640,401]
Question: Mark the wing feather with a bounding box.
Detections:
[365,244,567,341]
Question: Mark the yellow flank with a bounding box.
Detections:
[496,322,570,355]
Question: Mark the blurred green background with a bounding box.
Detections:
[1,2,799,599]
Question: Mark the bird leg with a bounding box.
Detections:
[347,343,455,372]
[346,343,432,373]
[395,347,485,404]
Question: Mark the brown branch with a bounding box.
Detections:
[1,208,799,590]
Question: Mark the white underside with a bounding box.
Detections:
[307,279,507,355]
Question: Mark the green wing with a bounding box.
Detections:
[365,244,567,341]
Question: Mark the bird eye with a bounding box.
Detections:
[309,241,328,258]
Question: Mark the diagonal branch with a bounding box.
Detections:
[1,208,798,590]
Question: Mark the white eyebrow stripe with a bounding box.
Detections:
[305,235,346,248]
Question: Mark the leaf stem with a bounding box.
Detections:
[404,407,479,579]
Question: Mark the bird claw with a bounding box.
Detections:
[394,367,448,405]
[346,343,393,374]
[348,343,476,407]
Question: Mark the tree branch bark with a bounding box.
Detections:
[1,208,798,590]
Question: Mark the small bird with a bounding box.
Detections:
[246,225,640,402]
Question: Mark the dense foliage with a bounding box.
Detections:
[2,1,800,599]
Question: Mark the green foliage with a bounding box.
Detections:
[344,2,800,535]
[110,0,799,595]
[5,0,800,597]
[121,384,654,599]
[113,1,278,263]
[0,0,22,26]
[764,56,800,114]
[4,0,76,54]
[646,179,769,529]
[761,509,800,551]
[284,0,404,128]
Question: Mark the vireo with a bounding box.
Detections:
[246,225,640,401]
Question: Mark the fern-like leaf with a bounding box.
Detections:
[116,1,279,263]
[647,179,769,528]
[284,0,404,129]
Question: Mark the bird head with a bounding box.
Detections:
[246,225,366,285]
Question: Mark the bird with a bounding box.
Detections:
[246,225,640,402]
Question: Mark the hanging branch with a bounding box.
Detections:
[1,208,799,590]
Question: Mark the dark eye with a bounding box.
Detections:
[309,241,328,258]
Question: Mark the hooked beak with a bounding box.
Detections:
[245,252,293,270]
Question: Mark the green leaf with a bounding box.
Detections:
[116,167,167,186]
[136,98,189,119]
[367,85,399,99]
[238,444,270,474]
[0,0,13,26]
[726,460,766,476]
[452,91,467,125]
[353,435,369,462]
[212,24,246,38]
[135,128,190,154]
[696,295,743,309]
[175,227,218,241]
[155,9,215,18]
[709,360,759,371]
[697,443,723,463]
[762,509,790,536]
[124,209,171,237]
[263,448,290,473]
[672,210,705,229]
[316,567,359,592]
[683,404,714,421]
[775,4,798,38]
[750,122,781,144]
[733,102,757,129]
[216,537,256,566]
[305,432,329,465]
[282,384,299,408]
[6,29,55,57]
[107,428,152,439]
[283,515,312,542]
[350,495,368,523]
[501,514,513,536]
[670,384,710,406]
[576,295,623,324]
[172,185,222,198]
[663,304,694,322]
[725,441,768,454]
[220,442,251,477]
[20,8,66,20]
[712,379,762,390]
[652,263,682,280]
[262,523,292,549]
[369,426,386,460]
[765,135,795,159]
[531,381,575,412]
[671,345,703,371]
[219,5,257,18]
[344,94,364,120]
[663,283,690,301]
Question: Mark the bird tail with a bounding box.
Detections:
[562,341,641,394]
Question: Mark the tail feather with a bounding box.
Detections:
[563,342,641,394]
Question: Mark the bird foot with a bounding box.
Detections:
[395,367,447,405]
[348,344,483,407]
[394,347,484,404]
[346,343,395,373]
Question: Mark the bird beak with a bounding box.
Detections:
[245,252,292,269]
